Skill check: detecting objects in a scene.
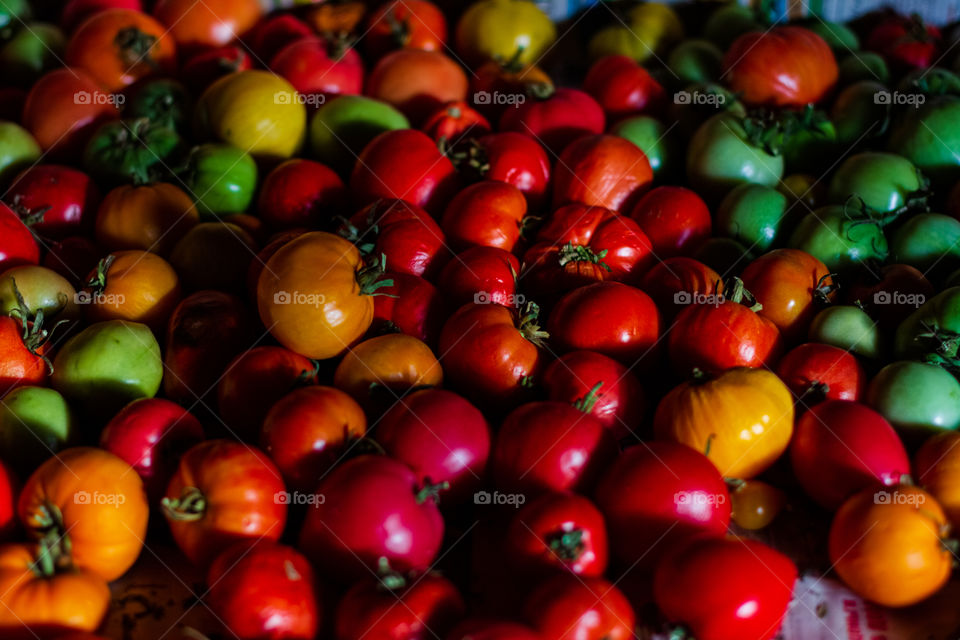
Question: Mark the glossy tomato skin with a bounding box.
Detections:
[500,88,605,155]
[436,246,520,311]
[366,49,468,125]
[552,135,653,213]
[492,401,618,497]
[298,455,444,582]
[0,316,48,395]
[257,159,346,230]
[207,542,320,640]
[629,186,711,257]
[344,199,450,279]
[350,130,461,215]
[441,181,527,252]
[6,165,99,238]
[641,257,722,322]
[775,342,866,407]
[654,536,797,640]
[470,132,551,211]
[270,36,364,101]
[0,203,39,272]
[583,55,666,121]
[791,400,910,510]
[372,272,445,346]
[422,100,490,145]
[364,0,448,59]
[524,574,634,640]
[152,0,261,55]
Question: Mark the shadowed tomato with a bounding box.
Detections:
[724,26,838,107]
[524,574,634,640]
[629,186,711,257]
[0,203,39,271]
[641,257,722,322]
[371,272,445,346]
[442,181,527,252]
[594,442,730,569]
[5,165,98,238]
[583,55,666,121]
[298,455,445,581]
[163,440,287,567]
[866,14,940,70]
[437,245,521,311]
[470,59,553,123]
[448,621,543,640]
[258,159,346,230]
[365,0,448,59]
[655,537,797,640]
[99,398,205,505]
[548,282,660,369]
[248,14,312,61]
[350,130,461,215]
[94,183,199,257]
[153,0,261,54]
[260,386,367,493]
[500,88,604,155]
[43,236,100,288]
[775,342,866,408]
[0,462,15,542]
[464,132,551,211]
[791,400,910,510]
[915,432,960,528]
[845,263,934,330]
[180,44,252,93]
[207,542,320,640]
[553,135,653,213]
[332,333,442,410]
[366,49,468,125]
[270,35,364,102]
[423,100,490,145]
[61,0,144,32]
[492,401,618,497]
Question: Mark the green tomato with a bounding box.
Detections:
[894,287,960,360]
[310,95,409,176]
[0,0,30,37]
[686,112,784,203]
[803,21,860,52]
[830,81,890,147]
[703,5,761,50]
[0,386,76,476]
[890,213,960,275]
[888,95,960,187]
[867,361,960,435]
[51,320,163,418]
[667,39,723,85]
[788,205,888,271]
[83,118,182,186]
[827,152,924,214]
[781,109,837,175]
[181,143,257,218]
[0,121,40,187]
[809,305,882,360]
[714,183,789,253]
[610,115,676,178]
[0,22,63,87]
[0,265,78,320]
[126,78,193,133]
[838,52,889,86]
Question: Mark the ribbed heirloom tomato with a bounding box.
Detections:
[553,135,653,213]
[333,333,442,408]
[94,183,199,256]
[437,245,520,310]
[441,181,528,252]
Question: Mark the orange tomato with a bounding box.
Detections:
[153,0,262,55]
[95,183,200,256]
[654,368,794,479]
[65,9,177,92]
[829,485,952,607]
[18,447,149,582]
[333,333,443,407]
[82,250,181,332]
[730,480,786,530]
[915,431,960,529]
[305,1,366,34]
[365,0,448,58]
[366,49,469,124]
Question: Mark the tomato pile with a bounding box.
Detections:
[4,0,960,638]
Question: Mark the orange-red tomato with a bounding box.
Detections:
[153,0,262,55]
[365,0,448,59]
[333,333,443,408]
[366,49,469,124]
[82,250,181,332]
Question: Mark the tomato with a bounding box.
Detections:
[304,1,365,37]
[367,49,468,125]
[915,432,960,528]
[152,0,261,55]
[271,36,364,102]
[441,181,527,252]
[61,0,143,32]
[173,220,258,293]
[437,245,520,310]
[82,117,181,187]
[654,536,797,640]
[372,272,445,346]
[332,333,442,409]
[808,305,881,360]
[181,142,257,217]
[629,186,710,257]
[730,480,786,530]
[654,368,794,479]
[583,55,666,121]
[365,0,448,59]
[258,159,346,231]
[500,88,604,155]
[163,440,287,567]
[890,213,960,276]
[6,165,98,238]
[866,14,940,70]
[463,132,551,211]
[541,350,645,440]
[95,182,199,256]
[2,267,78,327]
[0,202,39,271]
[22,68,119,158]
[524,574,633,640]
[611,114,678,179]
[298,455,444,580]
[81,250,180,331]
[0,314,55,396]
[588,3,683,61]
[894,286,960,361]
[0,122,41,187]
[98,398,203,507]
[378,389,490,504]
[548,282,660,368]
[788,205,888,271]
[640,256,722,322]
[423,101,490,145]
[827,152,924,215]
[309,95,410,176]
[195,70,306,162]
[19,447,148,581]
[831,80,890,146]
[829,485,950,607]
[438,301,544,407]
[724,26,837,107]
[454,0,555,67]
[207,542,319,640]
[775,342,866,407]
[791,400,910,510]
[248,14,312,62]
[470,58,553,123]
[714,183,789,253]
[65,9,175,92]
[888,96,960,187]
[668,39,723,84]
[0,386,76,477]
[867,361,960,435]
[336,568,464,640]
[180,44,252,94]
[492,401,618,497]
[0,461,15,541]
[447,621,542,640]
[350,130,461,215]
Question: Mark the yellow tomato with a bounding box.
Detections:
[730,480,786,530]
[915,431,960,529]
[194,70,306,162]
[455,0,556,67]
[589,3,683,62]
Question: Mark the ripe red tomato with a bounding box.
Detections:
[867,15,941,69]
[629,186,711,257]
[436,246,521,311]
[207,542,320,640]
[724,26,838,107]
[350,130,461,215]
[594,442,731,569]
[152,0,261,55]
[423,101,491,145]
[654,537,797,640]
[506,491,608,579]
[548,282,660,368]
[0,204,39,271]
[0,461,16,542]
[0,316,51,395]
[6,165,99,239]
[181,45,252,93]
[270,36,364,101]
[775,342,866,407]
[465,132,551,212]
[492,401,618,497]
[552,135,653,213]
[441,181,527,252]
[640,257,722,322]
[583,55,666,121]
[298,455,445,580]
[364,0,448,59]
[500,88,604,154]
[366,49,469,124]
[524,574,634,640]
[248,14,313,62]
[257,159,346,230]
[791,400,910,510]
[372,272,445,346]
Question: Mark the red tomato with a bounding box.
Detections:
[0,461,15,542]
[640,257,722,322]
[6,165,99,239]
[506,491,608,579]
[372,272,445,346]
[364,0,448,59]
[629,186,711,257]
[500,88,604,154]
[152,0,261,55]
[181,44,252,93]
[583,55,666,121]
[654,537,797,640]
[366,49,469,124]
[441,181,527,252]
[791,400,910,510]
[775,343,866,407]
[0,316,50,395]
[448,621,543,640]
[492,401,618,497]
[61,0,144,33]
[271,36,364,102]
[553,135,653,213]
[99,399,205,505]
[541,350,645,440]
[436,245,521,311]
[350,130,461,215]
[867,15,941,69]
[548,282,660,368]
[0,204,39,271]
[298,455,445,580]
[724,26,838,107]
[422,100,491,145]
[594,442,731,569]
[249,14,313,62]
[258,159,346,230]
[845,264,934,330]
[524,574,634,640]
[207,542,320,640]
[465,132,551,212]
